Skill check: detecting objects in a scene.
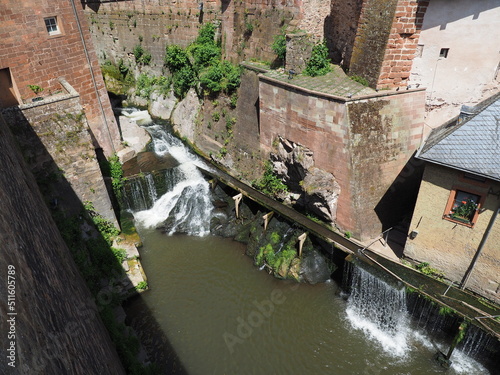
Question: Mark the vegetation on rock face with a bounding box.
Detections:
[253,161,288,198]
[271,29,287,64]
[100,59,135,95]
[133,44,152,65]
[51,201,156,374]
[164,22,241,98]
[414,262,444,281]
[303,42,331,77]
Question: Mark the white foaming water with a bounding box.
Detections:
[345,264,409,357]
[345,264,491,374]
[122,108,154,126]
[124,111,213,236]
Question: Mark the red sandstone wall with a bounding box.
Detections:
[0,0,120,155]
[377,0,429,88]
[259,77,426,238]
[259,78,355,231]
[347,90,426,237]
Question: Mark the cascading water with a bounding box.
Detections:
[124,109,214,236]
[344,262,410,357]
[343,262,493,374]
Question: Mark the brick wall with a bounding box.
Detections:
[405,164,500,304]
[86,0,298,70]
[377,0,429,88]
[0,0,120,155]
[259,77,425,238]
[347,90,426,237]
[348,0,428,89]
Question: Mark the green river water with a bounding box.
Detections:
[125,229,489,375]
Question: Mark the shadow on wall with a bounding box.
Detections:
[374,154,425,234]
[420,0,496,31]
[0,112,126,373]
[323,0,363,66]
[80,0,100,13]
[0,110,186,373]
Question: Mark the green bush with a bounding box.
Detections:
[163,22,241,98]
[133,44,152,65]
[271,32,287,62]
[304,42,331,77]
[196,22,217,45]
[108,153,124,202]
[173,66,196,98]
[253,161,288,198]
[165,45,190,72]
[199,61,240,95]
[112,247,127,263]
[190,42,221,68]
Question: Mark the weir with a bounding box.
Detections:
[122,110,499,373]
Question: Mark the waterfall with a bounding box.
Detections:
[343,262,492,374]
[124,110,214,236]
[344,262,410,356]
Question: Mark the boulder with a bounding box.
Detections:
[270,136,340,223]
[171,88,200,143]
[301,167,340,222]
[149,91,177,120]
[300,250,331,284]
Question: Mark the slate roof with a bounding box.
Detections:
[417,95,500,181]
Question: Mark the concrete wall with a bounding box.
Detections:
[0,84,117,226]
[405,164,500,304]
[0,115,124,374]
[0,0,120,155]
[259,76,425,238]
[409,0,500,128]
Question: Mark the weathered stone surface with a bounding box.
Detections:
[118,114,151,154]
[122,151,179,177]
[1,96,118,226]
[300,250,331,284]
[271,137,340,223]
[149,91,177,120]
[171,88,200,143]
[271,136,314,190]
[285,32,313,74]
[0,115,125,374]
[116,147,136,164]
[301,167,341,222]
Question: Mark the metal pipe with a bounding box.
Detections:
[69,0,116,155]
[460,206,500,289]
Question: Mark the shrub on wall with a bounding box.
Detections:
[133,44,152,65]
[163,22,241,98]
[271,30,287,64]
[303,42,331,77]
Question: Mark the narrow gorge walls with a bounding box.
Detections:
[0,115,124,374]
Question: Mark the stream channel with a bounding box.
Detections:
[122,110,493,375]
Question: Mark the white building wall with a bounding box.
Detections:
[410,0,500,130]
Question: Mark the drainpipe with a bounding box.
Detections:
[459,205,500,290]
[69,0,116,155]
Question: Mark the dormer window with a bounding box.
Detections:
[44,17,61,36]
